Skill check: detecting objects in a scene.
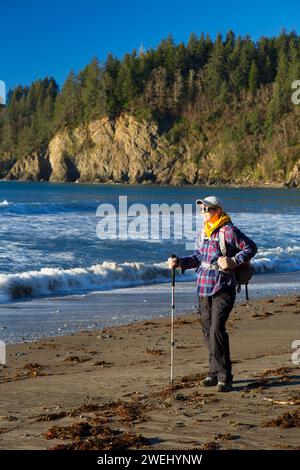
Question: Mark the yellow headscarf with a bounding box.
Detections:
[204,212,231,238]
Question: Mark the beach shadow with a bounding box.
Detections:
[233,375,300,392]
[147,437,165,446]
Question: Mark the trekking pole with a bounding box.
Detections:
[245,283,249,301]
[170,254,176,385]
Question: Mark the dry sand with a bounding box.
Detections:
[0,294,300,450]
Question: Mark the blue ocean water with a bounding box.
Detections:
[0,181,300,303]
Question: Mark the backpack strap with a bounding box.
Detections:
[218,225,242,294]
[196,228,206,250]
[218,226,227,256]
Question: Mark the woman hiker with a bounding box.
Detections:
[167,196,257,392]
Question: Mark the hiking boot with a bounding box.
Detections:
[217,381,232,392]
[202,376,218,387]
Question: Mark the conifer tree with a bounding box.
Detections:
[249,60,259,95]
[204,33,226,98]
[80,58,106,123]
[53,71,81,130]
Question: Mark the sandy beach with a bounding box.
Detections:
[0,293,300,450]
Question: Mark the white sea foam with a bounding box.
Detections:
[0,261,197,302]
[253,246,300,272]
[0,245,299,303]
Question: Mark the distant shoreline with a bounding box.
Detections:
[0,178,292,189]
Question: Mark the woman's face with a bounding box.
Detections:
[200,205,221,222]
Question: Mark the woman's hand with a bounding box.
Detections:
[217,256,237,270]
[167,256,180,269]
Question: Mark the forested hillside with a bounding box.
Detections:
[1,29,300,185]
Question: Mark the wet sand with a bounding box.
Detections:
[0,294,300,450]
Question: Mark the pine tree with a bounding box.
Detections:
[288,36,300,87]
[155,34,176,79]
[266,50,290,124]
[224,30,236,56]
[104,53,121,117]
[53,71,81,130]
[257,37,276,84]
[248,60,259,95]
[239,37,256,90]
[116,51,141,111]
[175,42,188,77]
[187,33,199,69]
[204,33,226,98]
[186,32,210,83]
[80,58,106,123]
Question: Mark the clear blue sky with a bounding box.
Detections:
[1,0,300,93]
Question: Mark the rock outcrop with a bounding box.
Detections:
[286,160,300,187]
[5,149,51,181]
[1,114,294,187]
[0,153,17,178]
[4,114,201,185]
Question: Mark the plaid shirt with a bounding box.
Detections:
[180,222,257,297]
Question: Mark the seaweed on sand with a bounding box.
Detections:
[45,422,148,450]
[263,409,300,429]
[160,373,206,398]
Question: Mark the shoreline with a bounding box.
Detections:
[0,293,300,450]
[0,178,294,189]
[1,271,300,345]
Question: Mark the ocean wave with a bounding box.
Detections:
[0,261,197,302]
[0,246,300,302]
[253,246,300,273]
[0,200,97,215]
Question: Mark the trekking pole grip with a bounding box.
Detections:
[171,254,177,286]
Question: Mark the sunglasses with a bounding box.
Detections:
[201,206,217,213]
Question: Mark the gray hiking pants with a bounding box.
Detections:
[198,286,236,383]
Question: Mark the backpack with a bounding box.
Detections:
[218,226,254,299]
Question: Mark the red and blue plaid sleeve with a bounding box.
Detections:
[224,225,257,265]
